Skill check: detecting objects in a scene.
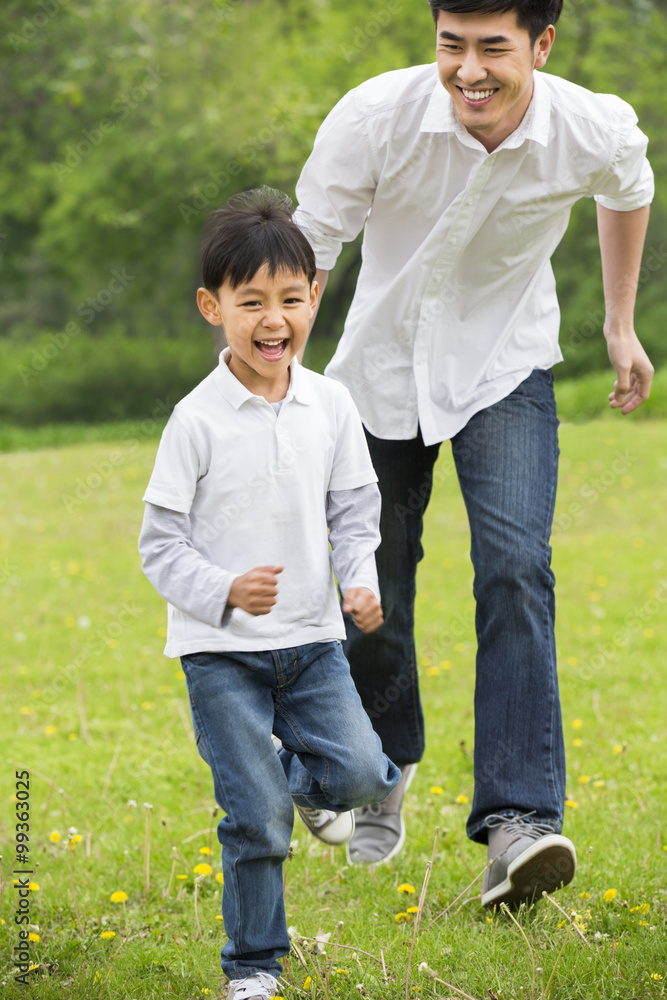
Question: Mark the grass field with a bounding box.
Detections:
[1,417,665,999]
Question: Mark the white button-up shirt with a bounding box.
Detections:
[294,65,654,444]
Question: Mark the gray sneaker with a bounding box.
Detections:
[481,814,577,908]
[346,763,417,865]
[227,972,278,999]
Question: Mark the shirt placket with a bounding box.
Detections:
[413,153,496,438]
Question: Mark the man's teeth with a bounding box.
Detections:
[462,88,496,100]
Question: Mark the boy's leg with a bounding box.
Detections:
[181,651,294,983]
[272,642,400,811]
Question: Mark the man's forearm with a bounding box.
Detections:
[298,268,329,362]
[597,204,650,332]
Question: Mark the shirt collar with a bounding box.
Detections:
[213,348,313,410]
[420,69,551,150]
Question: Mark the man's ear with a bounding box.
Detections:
[197,287,223,327]
[534,24,556,70]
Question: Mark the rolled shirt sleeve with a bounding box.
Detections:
[593,97,654,211]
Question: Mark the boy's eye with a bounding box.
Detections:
[241,300,262,307]
[284,297,303,304]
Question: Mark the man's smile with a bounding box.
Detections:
[457,86,500,107]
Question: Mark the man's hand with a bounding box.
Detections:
[342,587,384,633]
[228,566,283,616]
[606,328,654,414]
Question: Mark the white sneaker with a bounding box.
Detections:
[296,805,355,845]
[227,972,278,1000]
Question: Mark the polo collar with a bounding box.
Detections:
[420,68,551,150]
[213,348,313,410]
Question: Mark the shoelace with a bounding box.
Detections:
[298,807,336,829]
[229,973,278,999]
[485,812,555,839]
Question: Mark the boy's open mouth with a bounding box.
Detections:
[255,338,289,361]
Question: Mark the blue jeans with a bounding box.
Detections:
[181,641,399,981]
[344,369,565,842]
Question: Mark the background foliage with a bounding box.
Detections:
[2,0,666,425]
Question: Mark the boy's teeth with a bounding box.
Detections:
[462,88,495,100]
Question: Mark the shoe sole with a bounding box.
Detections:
[482,834,577,908]
[345,763,418,866]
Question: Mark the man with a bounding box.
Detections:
[294,0,654,907]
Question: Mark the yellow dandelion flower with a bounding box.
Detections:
[426,667,439,677]
[28,933,40,942]
[603,888,617,903]
[334,969,349,975]
[613,745,623,754]
[567,656,578,667]
[440,661,451,670]
[215,872,224,884]
[456,794,469,804]
[571,719,583,729]
[19,706,34,716]
[395,912,409,922]
[49,831,61,843]
[177,874,188,880]
[68,733,77,741]
[579,891,591,899]
[593,780,605,788]
[398,883,415,894]
[454,642,465,652]
[215,915,224,921]
[565,799,578,808]
[303,976,312,989]
[64,616,76,628]
[643,628,654,638]
[158,685,170,694]
[199,846,213,855]
[100,930,116,939]
[651,974,663,981]
[573,738,583,747]
[67,560,80,575]
[429,786,443,794]
[639,920,649,926]
[201,991,210,996]
[157,626,167,638]
[407,905,419,914]
[193,863,212,876]
[485,916,493,924]
[44,725,58,736]
[578,775,589,784]
[68,834,82,850]
[411,988,422,993]
[28,882,40,891]
[141,701,154,710]
[110,890,128,903]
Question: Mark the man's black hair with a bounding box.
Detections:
[428,0,563,44]
[201,186,316,293]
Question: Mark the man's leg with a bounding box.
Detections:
[451,369,575,905]
[343,429,440,862]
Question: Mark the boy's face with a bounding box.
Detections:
[197,264,318,399]
[436,9,555,152]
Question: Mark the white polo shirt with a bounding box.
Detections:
[143,350,378,655]
[294,66,654,444]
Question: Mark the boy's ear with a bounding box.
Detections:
[197,287,223,327]
[309,279,319,316]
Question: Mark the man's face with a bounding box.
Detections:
[197,263,318,398]
[436,8,555,151]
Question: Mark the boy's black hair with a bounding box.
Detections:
[201,186,316,293]
[428,0,563,44]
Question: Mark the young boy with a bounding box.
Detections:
[138,187,399,1000]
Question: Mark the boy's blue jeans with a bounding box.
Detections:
[181,641,400,981]
[344,369,566,842]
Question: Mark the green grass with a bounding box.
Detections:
[1,420,666,999]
